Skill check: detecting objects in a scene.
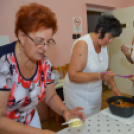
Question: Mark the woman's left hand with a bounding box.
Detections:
[63,107,86,123]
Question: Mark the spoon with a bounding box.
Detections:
[101,72,133,78]
[116,74,133,78]
[61,118,81,126]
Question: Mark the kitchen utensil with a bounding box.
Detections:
[61,118,81,126]
[116,74,133,78]
[107,96,134,117]
[101,72,133,78]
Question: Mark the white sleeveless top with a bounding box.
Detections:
[63,34,108,117]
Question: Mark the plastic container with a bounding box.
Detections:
[68,115,83,127]
[53,70,60,84]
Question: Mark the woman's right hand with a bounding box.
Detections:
[121,44,129,56]
[100,71,116,83]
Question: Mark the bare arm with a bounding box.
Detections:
[0,91,55,134]
[68,41,116,83]
[45,82,67,115]
[45,82,86,122]
[102,47,121,96]
[68,40,100,83]
[105,67,121,96]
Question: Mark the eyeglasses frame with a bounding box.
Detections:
[24,32,56,46]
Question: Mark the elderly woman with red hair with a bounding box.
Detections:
[0,3,85,134]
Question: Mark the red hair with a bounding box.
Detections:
[14,3,57,37]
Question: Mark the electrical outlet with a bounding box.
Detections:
[72,34,76,39]
[77,34,81,39]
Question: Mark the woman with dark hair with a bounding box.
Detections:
[0,3,85,134]
[63,14,122,118]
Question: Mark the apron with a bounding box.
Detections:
[63,34,108,118]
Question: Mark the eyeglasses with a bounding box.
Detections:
[24,32,56,46]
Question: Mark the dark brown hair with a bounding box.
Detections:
[95,14,122,39]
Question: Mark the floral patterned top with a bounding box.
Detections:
[0,41,55,125]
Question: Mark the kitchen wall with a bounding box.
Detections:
[0,0,133,67]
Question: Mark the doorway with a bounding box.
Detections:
[87,11,102,33]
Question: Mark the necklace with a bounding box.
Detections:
[17,42,34,71]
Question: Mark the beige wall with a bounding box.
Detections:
[108,6,134,95]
